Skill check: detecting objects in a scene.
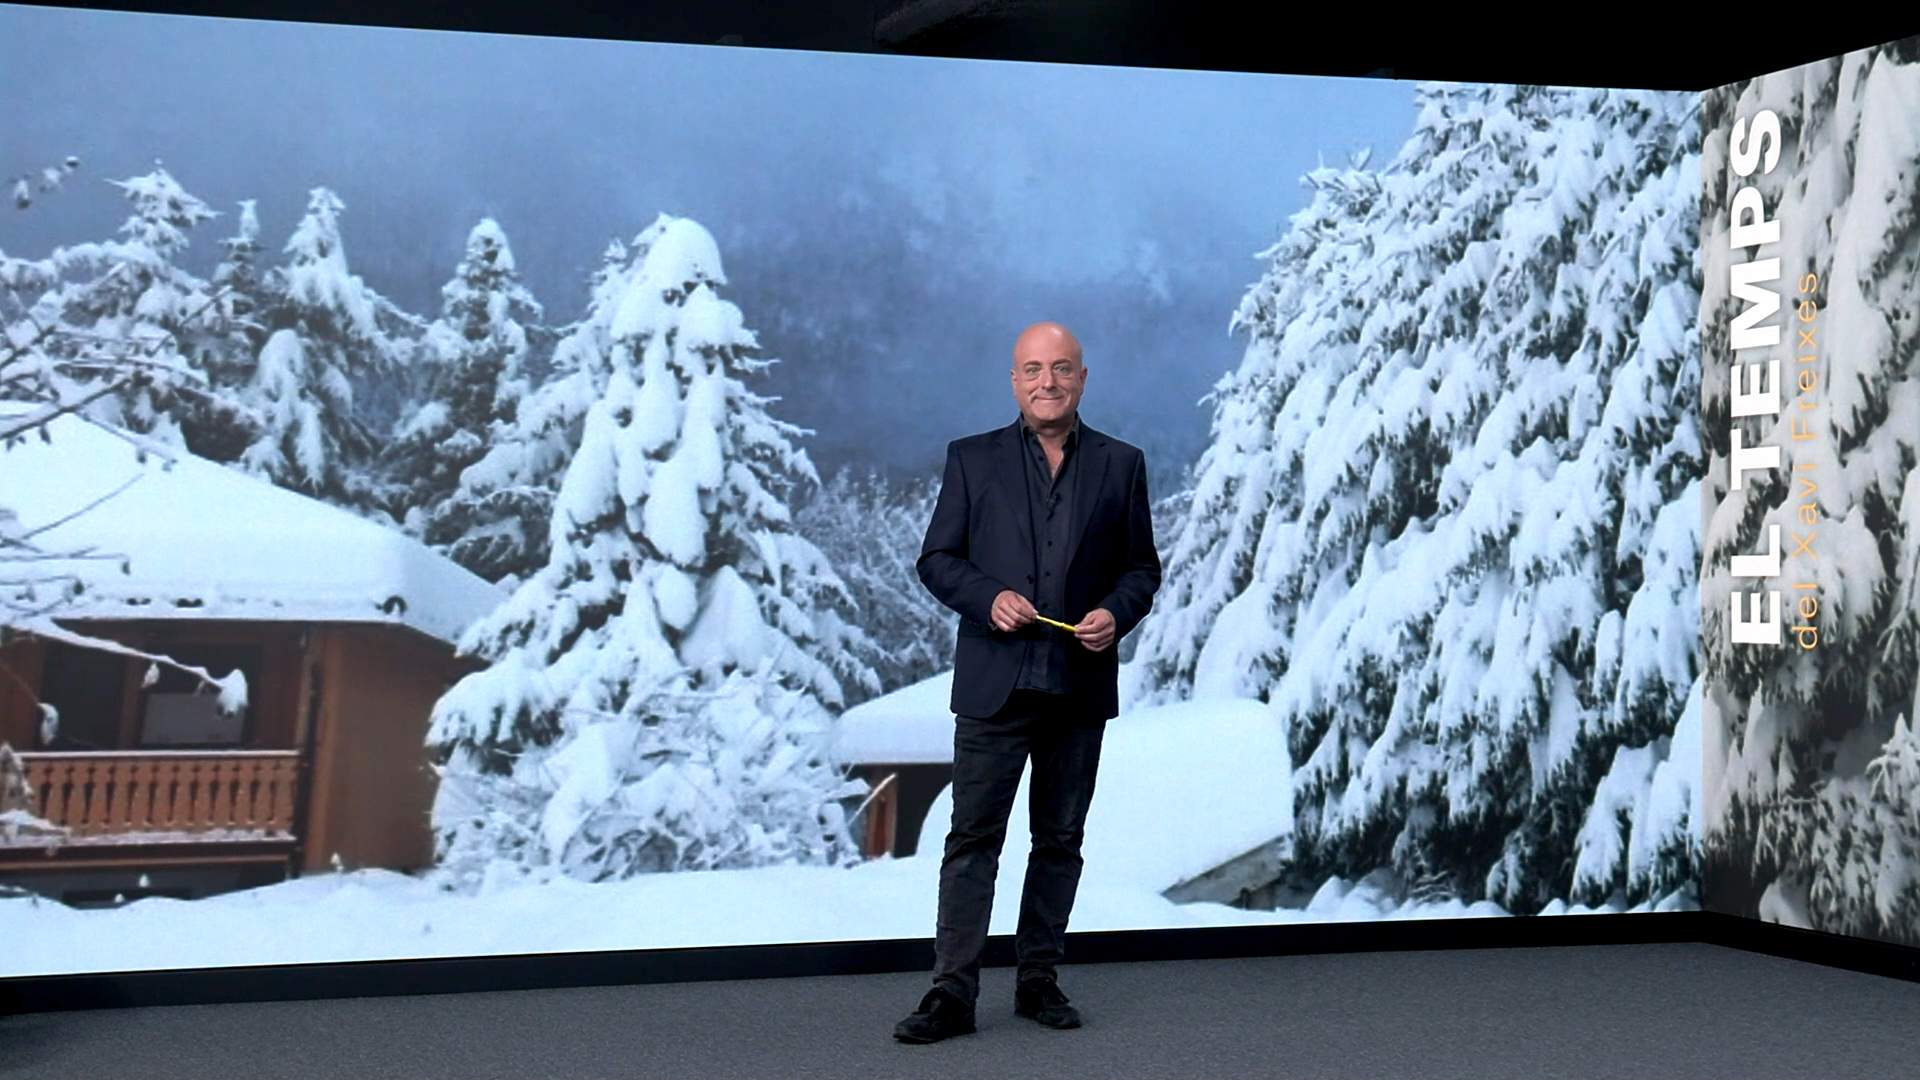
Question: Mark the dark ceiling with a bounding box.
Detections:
[11,1,1917,91]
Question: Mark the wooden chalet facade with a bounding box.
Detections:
[0,621,481,903]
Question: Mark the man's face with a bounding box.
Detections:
[1010,334,1086,428]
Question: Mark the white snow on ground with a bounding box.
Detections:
[0,855,1656,978]
[0,406,504,643]
[0,695,1666,977]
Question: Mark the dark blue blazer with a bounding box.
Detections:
[916,416,1162,720]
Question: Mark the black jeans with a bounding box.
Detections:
[931,688,1107,1006]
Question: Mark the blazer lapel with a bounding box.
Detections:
[1064,420,1110,572]
[997,420,1033,553]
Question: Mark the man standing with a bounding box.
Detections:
[893,321,1162,1042]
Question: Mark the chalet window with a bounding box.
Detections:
[138,644,260,748]
[36,644,126,750]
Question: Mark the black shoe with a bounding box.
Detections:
[894,987,977,1043]
[1014,977,1082,1029]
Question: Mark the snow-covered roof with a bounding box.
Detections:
[2,407,506,644]
[832,670,955,765]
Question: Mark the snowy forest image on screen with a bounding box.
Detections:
[0,5,1700,974]
[1700,36,1920,948]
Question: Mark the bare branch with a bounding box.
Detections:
[16,472,144,540]
[16,623,246,710]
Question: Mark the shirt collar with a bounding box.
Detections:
[1017,411,1081,445]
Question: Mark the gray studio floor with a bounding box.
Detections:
[4,943,1917,1079]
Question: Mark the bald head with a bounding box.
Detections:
[1010,321,1087,434]
[1013,321,1083,363]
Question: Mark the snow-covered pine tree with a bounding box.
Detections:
[795,466,945,699]
[426,213,878,887]
[386,219,543,550]
[1115,484,1194,668]
[442,238,634,584]
[1700,42,1920,945]
[1131,84,1702,911]
[212,200,267,332]
[9,167,223,446]
[185,199,271,463]
[240,186,406,510]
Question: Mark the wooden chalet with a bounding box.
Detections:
[0,411,505,904]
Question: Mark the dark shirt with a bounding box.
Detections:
[1013,412,1080,694]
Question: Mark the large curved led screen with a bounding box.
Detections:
[5,2,1842,977]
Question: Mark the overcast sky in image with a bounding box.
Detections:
[1,2,1423,483]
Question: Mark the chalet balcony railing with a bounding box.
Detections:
[9,750,302,846]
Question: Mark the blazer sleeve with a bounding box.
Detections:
[916,439,1014,627]
[1094,448,1162,641]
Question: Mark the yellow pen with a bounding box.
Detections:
[1033,614,1079,632]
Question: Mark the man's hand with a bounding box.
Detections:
[991,589,1037,632]
[1073,607,1116,651]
